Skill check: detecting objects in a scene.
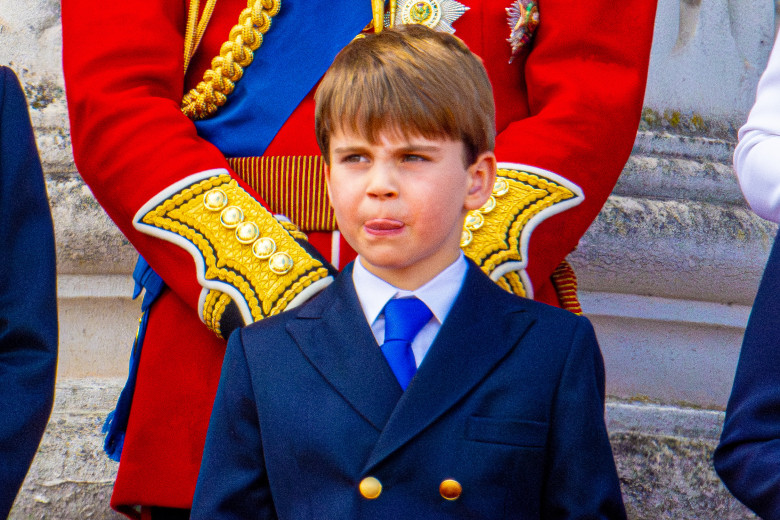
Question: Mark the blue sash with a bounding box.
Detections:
[102,256,165,461]
[194,0,372,157]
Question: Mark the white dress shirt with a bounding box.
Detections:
[734,34,780,223]
[352,254,467,367]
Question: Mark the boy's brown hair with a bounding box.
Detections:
[315,24,496,166]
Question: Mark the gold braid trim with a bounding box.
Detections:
[278,220,308,241]
[461,167,580,297]
[495,275,512,294]
[140,173,330,330]
[203,289,233,338]
[497,271,527,298]
[181,0,282,120]
[184,0,219,74]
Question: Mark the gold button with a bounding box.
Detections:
[359,476,382,499]
[480,195,496,214]
[203,189,228,211]
[252,237,277,259]
[493,178,509,197]
[235,222,260,244]
[460,228,473,248]
[439,479,462,501]
[464,211,484,231]
[268,252,294,275]
[220,206,244,228]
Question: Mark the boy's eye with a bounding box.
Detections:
[402,154,428,162]
[341,154,368,163]
[342,153,368,162]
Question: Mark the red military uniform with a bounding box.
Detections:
[62,0,656,516]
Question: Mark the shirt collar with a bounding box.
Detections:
[352,253,467,326]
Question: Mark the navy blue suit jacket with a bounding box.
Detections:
[0,66,58,517]
[715,230,780,519]
[192,261,625,519]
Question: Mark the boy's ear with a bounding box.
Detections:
[464,151,497,211]
[323,163,334,207]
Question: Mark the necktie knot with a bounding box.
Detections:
[381,297,432,390]
[384,297,433,343]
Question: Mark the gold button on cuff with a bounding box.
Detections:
[464,211,484,231]
[359,476,382,499]
[439,479,462,501]
[268,252,294,275]
[235,221,260,244]
[493,178,509,197]
[219,206,244,228]
[460,228,473,248]
[203,189,228,211]
[252,237,277,259]
[480,196,496,214]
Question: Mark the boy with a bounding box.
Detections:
[192,25,625,519]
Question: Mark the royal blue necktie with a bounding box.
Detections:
[381,297,433,390]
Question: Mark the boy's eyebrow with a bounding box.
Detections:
[395,144,442,154]
[331,145,369,154]
[331,144,443,154]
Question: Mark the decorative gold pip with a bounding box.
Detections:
[181,0,282,120]
[139,173,330,329]
[461,167,578,295]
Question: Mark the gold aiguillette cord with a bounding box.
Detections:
[371,0,397,33]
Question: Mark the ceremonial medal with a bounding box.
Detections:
[506,0,539,62]
[389,0,469,34]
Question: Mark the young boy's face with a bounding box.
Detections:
[325,128,496,290]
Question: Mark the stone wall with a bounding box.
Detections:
[2,0,778,517]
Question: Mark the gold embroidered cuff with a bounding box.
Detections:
[460,165,583,299]
[137,172,332,333]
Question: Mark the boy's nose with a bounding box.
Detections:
[366,164,399,199]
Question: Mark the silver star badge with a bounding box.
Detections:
[389,0,469,34]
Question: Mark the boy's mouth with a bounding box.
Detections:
[364,219,404,235]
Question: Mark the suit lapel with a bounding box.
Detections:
[286,264,403,432]
[364,262,536,471]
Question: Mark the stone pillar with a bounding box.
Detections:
[574,0,778,408]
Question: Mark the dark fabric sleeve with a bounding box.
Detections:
[0,66,58,518]
[714,230,780,520]
[542,316,627,519]
[191,328,277,519]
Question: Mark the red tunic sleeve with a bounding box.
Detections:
[62,0,333,332]
[457,0,657,304]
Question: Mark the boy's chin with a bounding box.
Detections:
[356,255,407,274]
[357,249,461,289]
